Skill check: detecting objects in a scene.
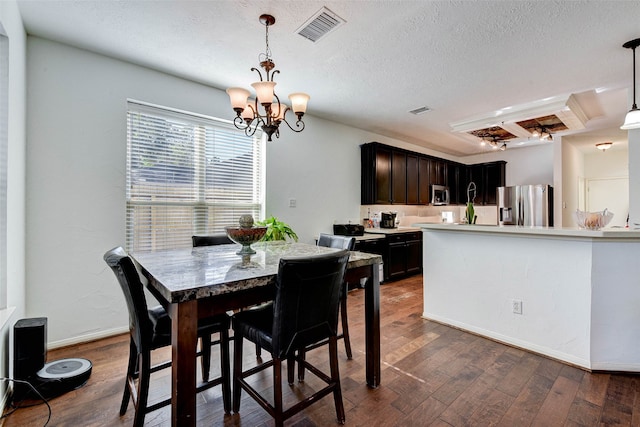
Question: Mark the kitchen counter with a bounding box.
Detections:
[364,227,422,235]
[417,223,640,372]
[414,223,640,239]
[352,234,385,241]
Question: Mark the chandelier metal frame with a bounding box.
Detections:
[226,14,309,142]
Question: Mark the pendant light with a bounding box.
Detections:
[226,14,310,141]
[621,38,640,130]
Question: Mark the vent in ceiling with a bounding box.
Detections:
[409,106,431,115]
[296,7,345,43]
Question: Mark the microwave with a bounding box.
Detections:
[431,185,450,205]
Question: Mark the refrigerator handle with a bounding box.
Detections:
[517,195,524,226]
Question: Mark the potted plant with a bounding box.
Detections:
[256,216,299,242]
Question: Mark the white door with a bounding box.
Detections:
[586,177,628,227]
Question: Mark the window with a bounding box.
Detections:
[126,100,265,251]
[0,24,8,309]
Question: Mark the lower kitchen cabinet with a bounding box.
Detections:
[384,231,423,281]
[354,238,385,256]
[355,231,423,282]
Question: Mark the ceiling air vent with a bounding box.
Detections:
[296,7,345,43]
[409,106,431,115]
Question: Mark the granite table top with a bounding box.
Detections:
[132,241,383,304]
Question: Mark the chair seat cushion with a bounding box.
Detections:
[232,302,274,354]
[149,305,230,348]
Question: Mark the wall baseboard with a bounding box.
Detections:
[47,326,129,350]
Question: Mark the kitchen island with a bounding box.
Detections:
[414,223,640,372]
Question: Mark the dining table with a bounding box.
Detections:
[131,240,383,427]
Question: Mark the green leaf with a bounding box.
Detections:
[256,216,298,241]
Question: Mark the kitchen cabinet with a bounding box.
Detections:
[447,162,463,205]
[429,159,447,187]
[361,143,403,204]
[391,151,407,204]
[484,161,506,205]
[418,156,430,204]
[362,142,506,206]
[384,231,422,281]
[406,154,419,204]
[464,161,506,205]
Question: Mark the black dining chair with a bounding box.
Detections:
[192,234,234,247]
[192,234,263,358]
[232,250,350,427]
[104,247,231,427]
[295,233,355,382]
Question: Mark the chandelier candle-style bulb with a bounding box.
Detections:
[241,104,254,121]
[271,103,287,121]
[227,88,250,112]
[251,81,277,105]
[288,93,310,115]
[226,14,309,141]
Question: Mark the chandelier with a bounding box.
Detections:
[531,126,552,141]
[481,136,507,150]
[226,14,310,142]
[621,38,640,130]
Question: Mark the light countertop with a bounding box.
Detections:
[364,227,422,235]
[414,223,640,240]
[352,234,386,241]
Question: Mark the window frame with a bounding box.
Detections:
[125,99,265,252]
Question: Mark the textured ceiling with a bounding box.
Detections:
[16,0,640,156]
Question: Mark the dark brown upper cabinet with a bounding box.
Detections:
[418,156,431,205]
[406,154,419,205]
[391,151,407,204]
[361,142,506,206]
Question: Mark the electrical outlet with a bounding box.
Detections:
[512,299,523,315]
[289,198,296,208]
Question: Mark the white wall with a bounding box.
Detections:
[628,129,640,225]
[0,0,27,390]
[463,143,553,186]
[561,140,584,227]
[25,37,438,346]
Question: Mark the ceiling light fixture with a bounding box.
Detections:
[226,14,310,141]
[621,38,640,130]
[531,126,552,141]
[596,142,613,151]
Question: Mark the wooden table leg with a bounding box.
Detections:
[364,263,381,388]
[169,300,198,427]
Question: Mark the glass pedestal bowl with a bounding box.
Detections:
[573,209,614,231]
[225,226,267,255]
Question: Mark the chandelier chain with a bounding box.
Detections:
[259,19,272,64]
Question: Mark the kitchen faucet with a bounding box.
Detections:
[467,181,476,204]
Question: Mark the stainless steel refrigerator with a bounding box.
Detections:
[497,185,554,226]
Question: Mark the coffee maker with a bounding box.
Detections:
[380,212,397,228]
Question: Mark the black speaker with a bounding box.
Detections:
[13,317,47,381]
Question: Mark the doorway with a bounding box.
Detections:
[586,176,628,227]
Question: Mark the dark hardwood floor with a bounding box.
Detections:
[4,275,640,426]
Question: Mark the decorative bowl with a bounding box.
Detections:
[225,226,267,255]
[573,209,614,230]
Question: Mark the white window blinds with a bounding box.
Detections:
[126,100,265,252]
